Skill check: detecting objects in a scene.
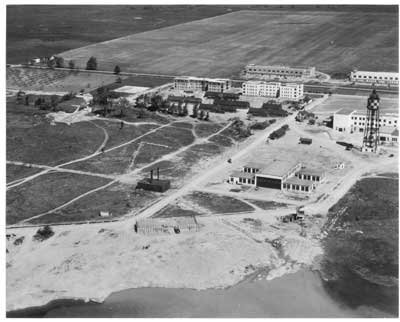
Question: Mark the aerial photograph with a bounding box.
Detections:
[5,2,399,318]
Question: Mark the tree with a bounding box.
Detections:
[33,225,54,241]
[191,104,198,118]
[182,104,188,116]
[86,56,98,70]
[199,109,205,120]
[114,65,121,75]
[204,111,210,121]
[47,58,56,69]
[54,56,65,68]
[50,95,59,110]
[68,60,75,70]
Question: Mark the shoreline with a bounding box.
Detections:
[7,268,349,318]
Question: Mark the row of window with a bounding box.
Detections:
[352,117,397,124]
[282,183,312,192]
[353,75,398,81]
[248,69,303,74]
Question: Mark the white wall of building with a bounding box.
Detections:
[350,71,399,86]
[242,81,303,101]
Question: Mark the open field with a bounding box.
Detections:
[321,175,398,316]
[6,172,111,225]
[7,5,243,64]
[6,164,42,183]
[61,9,398,77]
[7,103,105,166]
[6,67,122,93]
[312,94,399,115]
[27,184,160,224]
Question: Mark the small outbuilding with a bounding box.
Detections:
[136,168,171,192]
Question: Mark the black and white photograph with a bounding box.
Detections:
[4,2,399,318]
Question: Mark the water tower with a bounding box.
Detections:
[361,89,380,152]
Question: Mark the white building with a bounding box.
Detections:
[333,109,398,133]
[174,76,231,92]
[242,81,303,101]
[350,70,399,86]
[280,83,304,100]
[245,64,316,80]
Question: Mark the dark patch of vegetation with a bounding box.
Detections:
[153,204,202,218]
[185,191,254,214]
[268,124,289,140]
[33,225,54,241]
[220,118,252,141]
[321,176,399,316]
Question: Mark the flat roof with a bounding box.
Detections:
[335,108,355,115]
[284,177,314,186]
[243,162,265,169]
[380,126,399,136]
[297,167,325,176]
[229,171,255,179]
[258,159,300,178]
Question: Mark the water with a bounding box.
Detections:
[8,270,367,318]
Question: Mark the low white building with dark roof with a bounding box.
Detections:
[379,126,399,145]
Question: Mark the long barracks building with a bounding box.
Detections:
[350,70,399,86]
[244,64,316,80]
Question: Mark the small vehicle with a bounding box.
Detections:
[227,158,232,163]
[389,154,394,157]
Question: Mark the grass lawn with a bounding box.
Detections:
[208,134,234,147]
[153,204,202,218]
[245,199,290,210]
[64,141,140,175]
[26,183,159,224]
[6,172,111,225]
[194,122,223,137]
[60,9,397,76]
[6,164,42,183]
[321,176,398,316]
[170,121,193,129]
[7,102,104,166]
[91,120,160,149]
[183,191,254,214]
[65,124,194,175]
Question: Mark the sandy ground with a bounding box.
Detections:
[6,93,398,312]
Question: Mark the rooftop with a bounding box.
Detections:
[284,177,315,187]
[297,167,325,176]
[243,162,265,170]
[335,108,355,115]
[380,126,399,136]
[258,159,300,178]
[229,171,255,179]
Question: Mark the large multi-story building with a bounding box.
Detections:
[174,76,231,92]
[333,109,398,144]
[242,81,304,101]
[333,109,398,133]
[350,70,399,86]
[244,64,316,80]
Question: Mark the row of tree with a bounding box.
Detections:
[45,55,121,75]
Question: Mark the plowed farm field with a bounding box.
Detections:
[60,10,398,77]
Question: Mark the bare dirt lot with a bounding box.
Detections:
[60,10,398,76]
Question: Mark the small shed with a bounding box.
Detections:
[299,137,312,145]
[136,168,171,193]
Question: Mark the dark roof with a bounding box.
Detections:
[369,89,380,101]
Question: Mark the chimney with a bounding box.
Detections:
[157,168,160,180]
[150,169,153,182]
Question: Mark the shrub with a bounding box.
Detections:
[33,225,54,241]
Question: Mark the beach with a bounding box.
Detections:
[10,269,383,318]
